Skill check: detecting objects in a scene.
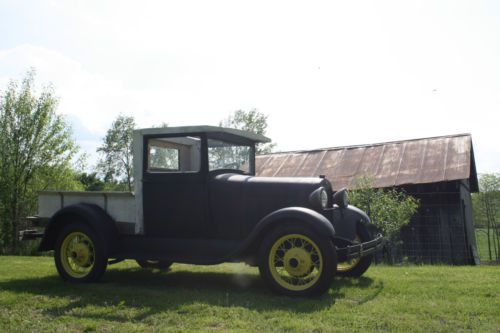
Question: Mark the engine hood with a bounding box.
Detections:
[213,173,330,187]
[208,173,332,239]
[212,173,332,203]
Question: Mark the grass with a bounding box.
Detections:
[0,256,499,332]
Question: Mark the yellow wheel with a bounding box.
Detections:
[259,225,336,296]
[60,232,95,278]
[336,224,374,277]
[268,234,323,291]
[54,222,108,282]
[337,236,361,273]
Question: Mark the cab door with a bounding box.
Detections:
[142,134,209,238]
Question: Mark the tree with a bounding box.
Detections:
[77,172,106,191]
[219,109,276,154]
[348,177,419,262]
[97,115,136,191]
[0,70,79,253]
[473,173,500,261]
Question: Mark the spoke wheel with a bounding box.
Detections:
[269,234,323,291]
[60,232,96,278]
[337,236,362,273]
[259,225,336,296]
[54,222,107,282]
[336,224,374,278]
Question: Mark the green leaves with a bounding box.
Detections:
[97,115,136,191]
[349,177,419,243]
[0,69,79,253]
[472,173,500,261]
[220,109,275,154]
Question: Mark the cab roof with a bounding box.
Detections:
[134,125,271,144]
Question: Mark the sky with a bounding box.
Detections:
[0,0,499,173]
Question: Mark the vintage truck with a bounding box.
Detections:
[21,126,383,296]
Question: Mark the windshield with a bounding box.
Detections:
[208,139,253,173]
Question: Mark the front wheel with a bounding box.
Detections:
[258,225,337,296]
[54,222,108,282]
[336,224,373,277]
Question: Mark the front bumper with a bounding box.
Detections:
[335,233,384,261]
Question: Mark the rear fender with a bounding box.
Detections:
[39,203,119,254]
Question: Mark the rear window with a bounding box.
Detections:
[147,136,201,172]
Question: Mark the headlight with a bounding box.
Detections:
[333,188,349,208]
[320,189,328,208]
[309,187,329,209]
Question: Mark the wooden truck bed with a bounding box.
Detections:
[38,191,138,234]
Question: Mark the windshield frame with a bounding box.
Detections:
[206,136,256,175]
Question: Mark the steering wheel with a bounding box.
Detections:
[208,168,246,177]
[222,162,240,169]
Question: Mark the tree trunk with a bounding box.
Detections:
[484,197,492,261]
[493,218,500,261]
[10,194,19,254]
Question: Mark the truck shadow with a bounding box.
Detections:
[0,267,382,323]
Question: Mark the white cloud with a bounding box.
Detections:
[0,1,499,173]
[0,45,130,133]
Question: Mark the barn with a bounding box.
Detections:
[256,133,479,265]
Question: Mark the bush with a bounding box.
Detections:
[349,177,419,262]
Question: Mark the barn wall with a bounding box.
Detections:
[460,180,480,264]
[397,181,476,265]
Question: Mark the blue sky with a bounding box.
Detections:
[0,0,499,173]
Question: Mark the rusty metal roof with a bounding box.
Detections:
[256,134,478,192]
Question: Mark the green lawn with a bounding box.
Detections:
[0,256,499,332]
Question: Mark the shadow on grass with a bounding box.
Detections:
[0,266,381,322]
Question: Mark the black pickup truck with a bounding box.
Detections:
[21,125,383,296]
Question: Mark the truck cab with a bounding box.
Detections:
[23,126,383,296]
[137,126,261,239]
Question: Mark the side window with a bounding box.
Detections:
[147,136,201,172]
[149,146,179,170]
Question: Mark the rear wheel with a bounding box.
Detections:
[336,224,373,277]
[54,222,108,282]
[259,225,337,296]
[136,260,173,270]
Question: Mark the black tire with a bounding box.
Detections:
[336,223,373,277]
[54,222,108,283]
[136,260,173,270]
[258,224,337,296]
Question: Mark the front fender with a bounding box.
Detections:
[233,207,335,260]
[331,205,372,240]
[257,207,336,237]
